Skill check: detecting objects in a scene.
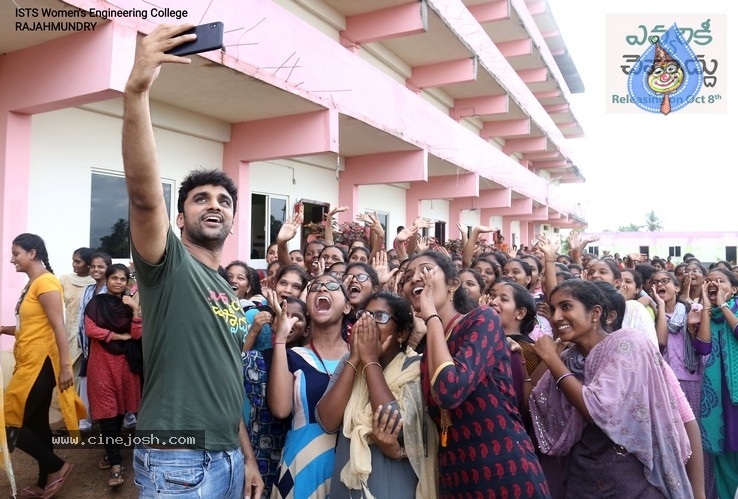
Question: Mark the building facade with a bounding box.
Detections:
[581,231,738,265]
[1,0,588,329]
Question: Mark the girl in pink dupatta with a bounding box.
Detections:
[530,279,693,499]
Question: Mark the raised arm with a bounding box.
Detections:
[363,212,385,260]
[277,212,304,266]
[266,291,298,419]
[462,226,494,268]
[393,224,417,261]
[323,205,348,246]
[534,234,560,300]
[122,24,195,264]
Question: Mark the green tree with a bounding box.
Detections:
[617,223,641,232]
[644,210,663,231]
[98,218,130,257]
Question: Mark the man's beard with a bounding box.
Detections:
[184,218,231,248]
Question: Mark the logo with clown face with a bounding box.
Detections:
[626,24,703,115]
[647,42,684,114]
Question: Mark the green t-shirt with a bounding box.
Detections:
[132,229,247,450]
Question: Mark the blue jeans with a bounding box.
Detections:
[133,445,244,498]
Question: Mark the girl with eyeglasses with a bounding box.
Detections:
[316,291,438,498]
[268,275,350,498]
[343,263,379,311]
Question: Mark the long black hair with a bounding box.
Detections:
[13,233,53,273]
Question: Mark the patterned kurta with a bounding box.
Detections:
[422,306,550,499]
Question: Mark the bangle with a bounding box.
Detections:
[424,314,442,326]
[524,378,532,383]
[273,341,286,346]
[362,361,382,377]
[555,372,575,389]
[344,360,358,375]
[394,446,406,461]
[719,302,729,309]
[545,260,556,263]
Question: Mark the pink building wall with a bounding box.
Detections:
[0,0,587,336]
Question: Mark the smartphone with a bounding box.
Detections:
[165,22,224,57]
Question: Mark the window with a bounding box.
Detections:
[587,246,599,255]
[90,171,173,258]
[250,193,288,259]
[434,220,446,246]
[727,246,737,265]
[668,246,682,258]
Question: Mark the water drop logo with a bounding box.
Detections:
[627,23,703,115]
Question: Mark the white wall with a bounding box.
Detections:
[359,184,407,244]
[419,199,450,241]
[28,102,227,273]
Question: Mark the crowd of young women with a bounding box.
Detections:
[226,218,736,499]
[4,221,737,499]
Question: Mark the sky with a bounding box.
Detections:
[548,0,735,232]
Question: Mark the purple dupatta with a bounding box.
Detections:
[530,328,692,498]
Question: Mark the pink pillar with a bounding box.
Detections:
[0,113,32,348]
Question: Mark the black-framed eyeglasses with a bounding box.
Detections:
[327,271,344,279]
[348,273,371,283]
[356,309,395,324]
[307,281,342,293]
[652,277,672,286]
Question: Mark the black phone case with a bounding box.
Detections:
[166,22,224,57]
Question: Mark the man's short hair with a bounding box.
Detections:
[177,169,238,214]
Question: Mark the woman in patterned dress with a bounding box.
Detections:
[402,250,550,499]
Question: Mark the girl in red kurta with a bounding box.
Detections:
[84,263,142,488]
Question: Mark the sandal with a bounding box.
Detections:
[98,455,111,470]
[42,462,74,499]
[108,465,125,488]
[11,486,45,499]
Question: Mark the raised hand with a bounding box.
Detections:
[126,24,196,94]
[327,205,349,218]
[413,217,432,230]
[456,221,468,239]
[534,234,560,260]
[372,251,398,287]
[395,225,419,244]
[277,212,304,243]
[266,290,297,344]
[416,236,429,252]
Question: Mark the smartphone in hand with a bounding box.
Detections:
[165,22,224,57]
